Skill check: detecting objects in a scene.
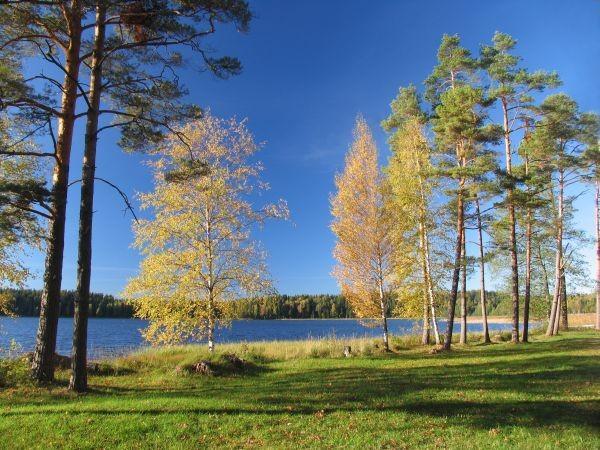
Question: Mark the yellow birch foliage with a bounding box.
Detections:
[386,117,433,317]
[330,117,394,318]
[124,113,288,345]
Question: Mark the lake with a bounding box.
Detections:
[0,317,518,359]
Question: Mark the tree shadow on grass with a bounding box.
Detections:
[3,349,598,433]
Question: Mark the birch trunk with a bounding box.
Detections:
[420,222,440,345]
[475,197,490,343]
[421,289,430,345]
[69,3,106,393]
[415,150,440,345]
[379,281,390,351]
[31,1,83,382]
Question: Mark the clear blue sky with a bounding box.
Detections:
[23,0,600,296]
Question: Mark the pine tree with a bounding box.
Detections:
[69,0,251,392]
[480,32,560,342]
[526,95,596,336]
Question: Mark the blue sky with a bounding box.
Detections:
[22,0,599,295]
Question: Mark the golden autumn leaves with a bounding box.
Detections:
[330,116,442,347]
[123,114,288,349]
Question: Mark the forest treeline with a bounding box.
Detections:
[2,289,594,319]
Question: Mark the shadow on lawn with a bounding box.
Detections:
[3,346,598,431]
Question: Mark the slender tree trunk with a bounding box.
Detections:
[444,180,464,350]
[421,222,440,345]
[421,290,430,345]
[537,245,551,318]
[208,317,215,352]
[416,155,440,345]
[460,226,467,344]
[475,197,490,343]
[547,170,564,336]
[560,268,568,330]
[501,98,520,343]
[418,220,431,345]
[379,282,390,351]
[523,206,532,343]
[69,4,106,392]
[522,149,532,343]
[31,2,83,382]
[553,274,562,335]
[596,179,600,331]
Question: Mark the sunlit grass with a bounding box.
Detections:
[0,330,598,449]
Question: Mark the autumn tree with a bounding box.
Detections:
[331,117,394,351]
[0,118,46,306]
[124,113,287,351]
[382,86,441,345]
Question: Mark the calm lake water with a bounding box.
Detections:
[0,317,517,359]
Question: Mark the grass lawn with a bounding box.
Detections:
[0,330,598,449]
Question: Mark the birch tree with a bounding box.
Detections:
[124,114,287,351]
[331,117,394,351]
[382,86,441,345]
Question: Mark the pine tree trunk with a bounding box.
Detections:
[596,179,600,331]
[560,269,568,330]
[553,274,562,335]
[443,184,464,350]
[538,244,552,318]
[31,2,83,383]
[547,169,564,336]
[501,99,520,344]
[522,208,532,342]
[475,197,490,343]
[460,226,467,344]
[69,4,106,392]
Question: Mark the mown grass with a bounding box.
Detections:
[0,330,598,449]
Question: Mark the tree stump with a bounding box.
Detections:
[192,361,214,376]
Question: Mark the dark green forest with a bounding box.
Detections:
[1,289,594,319]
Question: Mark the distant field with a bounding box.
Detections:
[0,330,599,449]
[568,313,597,327]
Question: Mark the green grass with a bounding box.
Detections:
[0,330,599,449]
